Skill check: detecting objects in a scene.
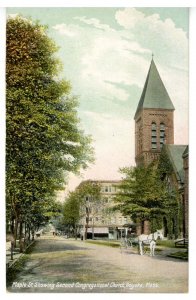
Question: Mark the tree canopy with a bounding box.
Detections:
[6,16,94,247]
[114,165,172,231]
[62,181,101,239]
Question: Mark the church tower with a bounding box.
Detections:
[134,58,175,166]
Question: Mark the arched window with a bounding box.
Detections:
[151,122,157,149]
[160,123,165,148]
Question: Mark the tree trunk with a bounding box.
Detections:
[31,228,35,241]
[84,205,90,240]
[19,221,24,253]
[74,226,78,240]
[13,217,19,248]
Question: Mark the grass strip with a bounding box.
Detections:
[86,240,120,248]
[167,251,188,260]
[6,240,36,287]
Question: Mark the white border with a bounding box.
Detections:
[0,0,195,8]
[1,3,196,299]
[189,6,196,296]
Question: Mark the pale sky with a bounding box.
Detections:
[7,7,189,199]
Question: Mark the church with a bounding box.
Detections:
[77,57,188,241]
[134,58,188,239]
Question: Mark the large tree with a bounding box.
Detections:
[6,16,94,247]
[62,181,101,239]
[62,191,81,238]
[114,165,171,232]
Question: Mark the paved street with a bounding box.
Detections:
[7,234,188,293]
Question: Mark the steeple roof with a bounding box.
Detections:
[134,59,175,119]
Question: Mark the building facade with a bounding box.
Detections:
[79,180,133,240]
[134,58,188,238]
[160,144,188,238]
[182,146,189,239]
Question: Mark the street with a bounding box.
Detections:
[7,234,188,293]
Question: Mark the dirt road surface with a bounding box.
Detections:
[7,234,188,293]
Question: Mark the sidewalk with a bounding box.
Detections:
[6,241,23,270]
[6,239,35,270]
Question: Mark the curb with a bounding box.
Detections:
[6,240,36,271]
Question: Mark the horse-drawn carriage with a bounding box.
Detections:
[120,230,164,256]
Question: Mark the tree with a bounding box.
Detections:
[114,165,170,232]
[62,181,101,240]
[158,149,182,238]
[76,181,101,240]
[6,16,94,248]
[62,191,81,238]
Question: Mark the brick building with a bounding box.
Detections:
[134,58,188,238]
[182,146,189,239]
[161,144,188,238]
[134,58,175,166]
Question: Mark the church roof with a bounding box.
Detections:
[134,59,175,119]
[182,145,189,158]
[164,144,187,183]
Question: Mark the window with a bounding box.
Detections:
[151,122,157,149]
[105,186,108,192]
[160,123,165,148]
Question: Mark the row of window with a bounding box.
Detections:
[101,186,116,193]
[151,122,165,149]
[88,216,127,224]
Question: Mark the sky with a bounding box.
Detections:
[6,7,189,199]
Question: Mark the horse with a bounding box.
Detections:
[138,230,164,256]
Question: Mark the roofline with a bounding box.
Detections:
[78,179,122,185]
[163,144,187,183]
[182,145,189,158]
[134,59,175,119]
[134,107,175,120]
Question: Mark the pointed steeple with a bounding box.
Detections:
[134,58,175,119]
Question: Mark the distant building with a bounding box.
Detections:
[78,180,134,240]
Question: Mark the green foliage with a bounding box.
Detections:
[114,154,181,236]
[6,16,94,238]
[157,150,182,238]
[62,181,101,237]
[6,255,29,286]
[86,241,120,248]
[76,180,101,200]
[62,191,81,227]
[115,165,167,222]
[158,147,173,178]
[156,239,176,248]
[167,251,188,260]
[114,164,179,232]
